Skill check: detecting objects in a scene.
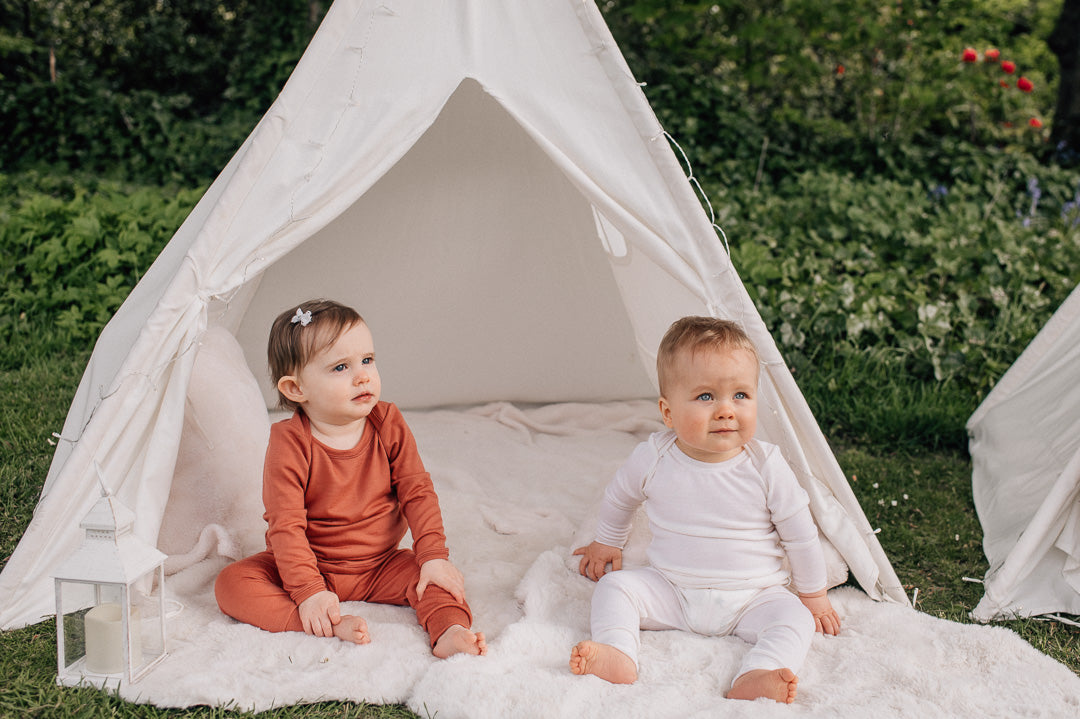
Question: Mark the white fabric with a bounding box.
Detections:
[0,0,903,630]
[969,282,1080,620]
[590,568,813,678]
[158,327,269,568]
[595,434,826,593]
[35,402,1078,717]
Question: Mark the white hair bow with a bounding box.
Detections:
[291,308,312,327]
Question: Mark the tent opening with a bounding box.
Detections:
[230,78,655,410]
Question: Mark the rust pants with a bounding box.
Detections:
[214,548,472,648]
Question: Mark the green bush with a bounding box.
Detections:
[0,78,259,185]
[600,0,1064,188]
[0,1,322,185]
[722,150,1080,448]
[0,174,203,367]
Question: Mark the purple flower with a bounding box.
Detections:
[1063,184,1080,228]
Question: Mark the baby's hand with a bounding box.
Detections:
[573,541,622,581]
[298,590,341,637]
[799,590,841,635]
[418,558,466,603]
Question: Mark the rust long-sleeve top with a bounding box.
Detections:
[262,402,449,605]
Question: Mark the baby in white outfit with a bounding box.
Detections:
[569,316,840,704]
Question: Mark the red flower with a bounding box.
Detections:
[962,48,978,63]
[1001,60,1016,74]
[1029,117,1043,129]
[1017,76,1034,93]
[836,64,845,76]
[984,48,1000,62]
[999,80,1010,88]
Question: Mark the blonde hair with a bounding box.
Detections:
[267,299,365,411]
[656,316,758,396]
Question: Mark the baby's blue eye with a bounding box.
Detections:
[361,356,374,365]
[734,391,749,400]
[696,393,713,401]
[333,363,347,372]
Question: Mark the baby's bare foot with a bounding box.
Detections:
[569,640,637,684]
[332,614,370,645]
[726,668,798,703]
[432,625,487,658]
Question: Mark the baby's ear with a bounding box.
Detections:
[277,375,305,404]
[657,396,675,428]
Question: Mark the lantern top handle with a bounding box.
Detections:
[82,462,135,535]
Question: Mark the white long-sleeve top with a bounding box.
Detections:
[594,431,827,593]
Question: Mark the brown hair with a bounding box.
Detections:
[656,316,758,396]
[267,299,365,411]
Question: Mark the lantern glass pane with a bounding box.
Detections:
[59,607,87,669]
[57,580,123,673]
[130,569,165,671]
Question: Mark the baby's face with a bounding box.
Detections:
[293,321,381,427]
[658,345,759,463]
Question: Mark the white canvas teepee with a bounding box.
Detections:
[969,283,1080,621]
[0,0,906,630]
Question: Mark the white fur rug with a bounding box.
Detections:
[116,401,1079,718]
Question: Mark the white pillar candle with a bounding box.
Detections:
[84,602,142,675]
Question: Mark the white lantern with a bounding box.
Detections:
[53,490,168,687]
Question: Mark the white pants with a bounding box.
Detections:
[590,566,815,683]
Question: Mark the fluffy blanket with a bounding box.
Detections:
[116,401,1079,718]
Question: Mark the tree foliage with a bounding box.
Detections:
[0,0,324,183]
[0,0,1069,183]
[598,0,1065,187]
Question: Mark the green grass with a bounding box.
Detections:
[838,446,988,609]
[836,444,1080,670]
[795,346,977,452]
[0,334,1076,717]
